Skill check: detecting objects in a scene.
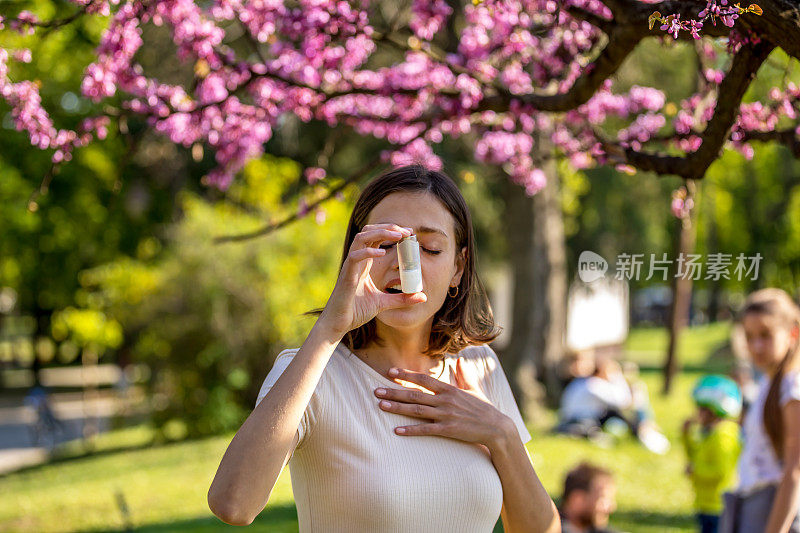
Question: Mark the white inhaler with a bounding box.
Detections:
[397,234,423,294]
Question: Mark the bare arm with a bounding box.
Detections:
[207,222,423,525]
[490,422,561,533]
[765,400,800,533]
[207,321,342,525]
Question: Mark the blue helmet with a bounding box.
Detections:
[692,375,743,419]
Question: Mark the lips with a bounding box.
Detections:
[384,278,401,292]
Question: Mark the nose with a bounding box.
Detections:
[389,249,400,269]
[749,339,765,356]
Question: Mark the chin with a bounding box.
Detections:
[753,355,778,373]
[377,307,429,327]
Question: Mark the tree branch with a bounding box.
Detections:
[5,2,94,30]
[623,40,776,179]
[599,0,739,39]
[214,144,392,243]
[744,129,800,157]
[213,169,365,244]
[479,27,642,112]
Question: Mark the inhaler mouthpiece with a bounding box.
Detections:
[397,235,423,294]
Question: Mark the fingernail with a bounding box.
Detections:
[396,427,406,434]
[380,400,391,408]
[388,368,399,376]
[375,388,386,396]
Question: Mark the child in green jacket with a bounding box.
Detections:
[682,375,743,533]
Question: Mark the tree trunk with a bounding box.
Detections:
[706,181,721,322]
[663,184,698,395]
[500,140,567,414]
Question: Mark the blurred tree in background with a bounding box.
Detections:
[72,156,354,437]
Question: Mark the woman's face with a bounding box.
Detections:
[364,191,467,329]
[742,312,798,374]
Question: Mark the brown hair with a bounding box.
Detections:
[562,462,613,503]
[303,164,501,358]
[737,288,800,458]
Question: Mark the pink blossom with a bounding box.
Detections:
[305,167,327,184]
[315,207,327,225]
[410,0,453,41]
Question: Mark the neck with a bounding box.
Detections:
[560,510,590,532]
[357,317,444,376]
[766,353,798,378]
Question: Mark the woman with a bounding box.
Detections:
[719,288,800,533]
[208,165,560,532]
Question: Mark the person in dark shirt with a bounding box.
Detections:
[559,462,620,533]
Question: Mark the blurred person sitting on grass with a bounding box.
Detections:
[682,375,743,533]
[556,357,670,454]
[559,462,618,533]
[556,349,596,390]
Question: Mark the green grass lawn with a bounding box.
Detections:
[624,322,731,370]
[0,325,733,532]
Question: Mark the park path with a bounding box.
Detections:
[0,364,145,475]
[0,393,121,475]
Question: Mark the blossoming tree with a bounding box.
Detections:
[2,0,797,399]
[3,0,793,194]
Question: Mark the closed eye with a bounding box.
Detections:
[379,243,441,255]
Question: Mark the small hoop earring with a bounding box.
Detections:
[448,285,459,298]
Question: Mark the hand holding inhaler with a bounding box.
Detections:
[318,223,427,338]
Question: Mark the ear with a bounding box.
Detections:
[451,246,467,286]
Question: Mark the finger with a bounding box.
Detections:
[378,399,443,419]
[362,223,413,235]
[351,229,404,253]
[348,247,387,262]
[352,228,409,250]
[374,386,441,406]
[341,247,387,283]
[395,422,446,436]
[388,367,450,394]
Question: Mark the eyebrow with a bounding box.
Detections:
[371,222,449,239]
[416,226,448,239]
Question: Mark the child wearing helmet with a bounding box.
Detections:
[682,375,744,533]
